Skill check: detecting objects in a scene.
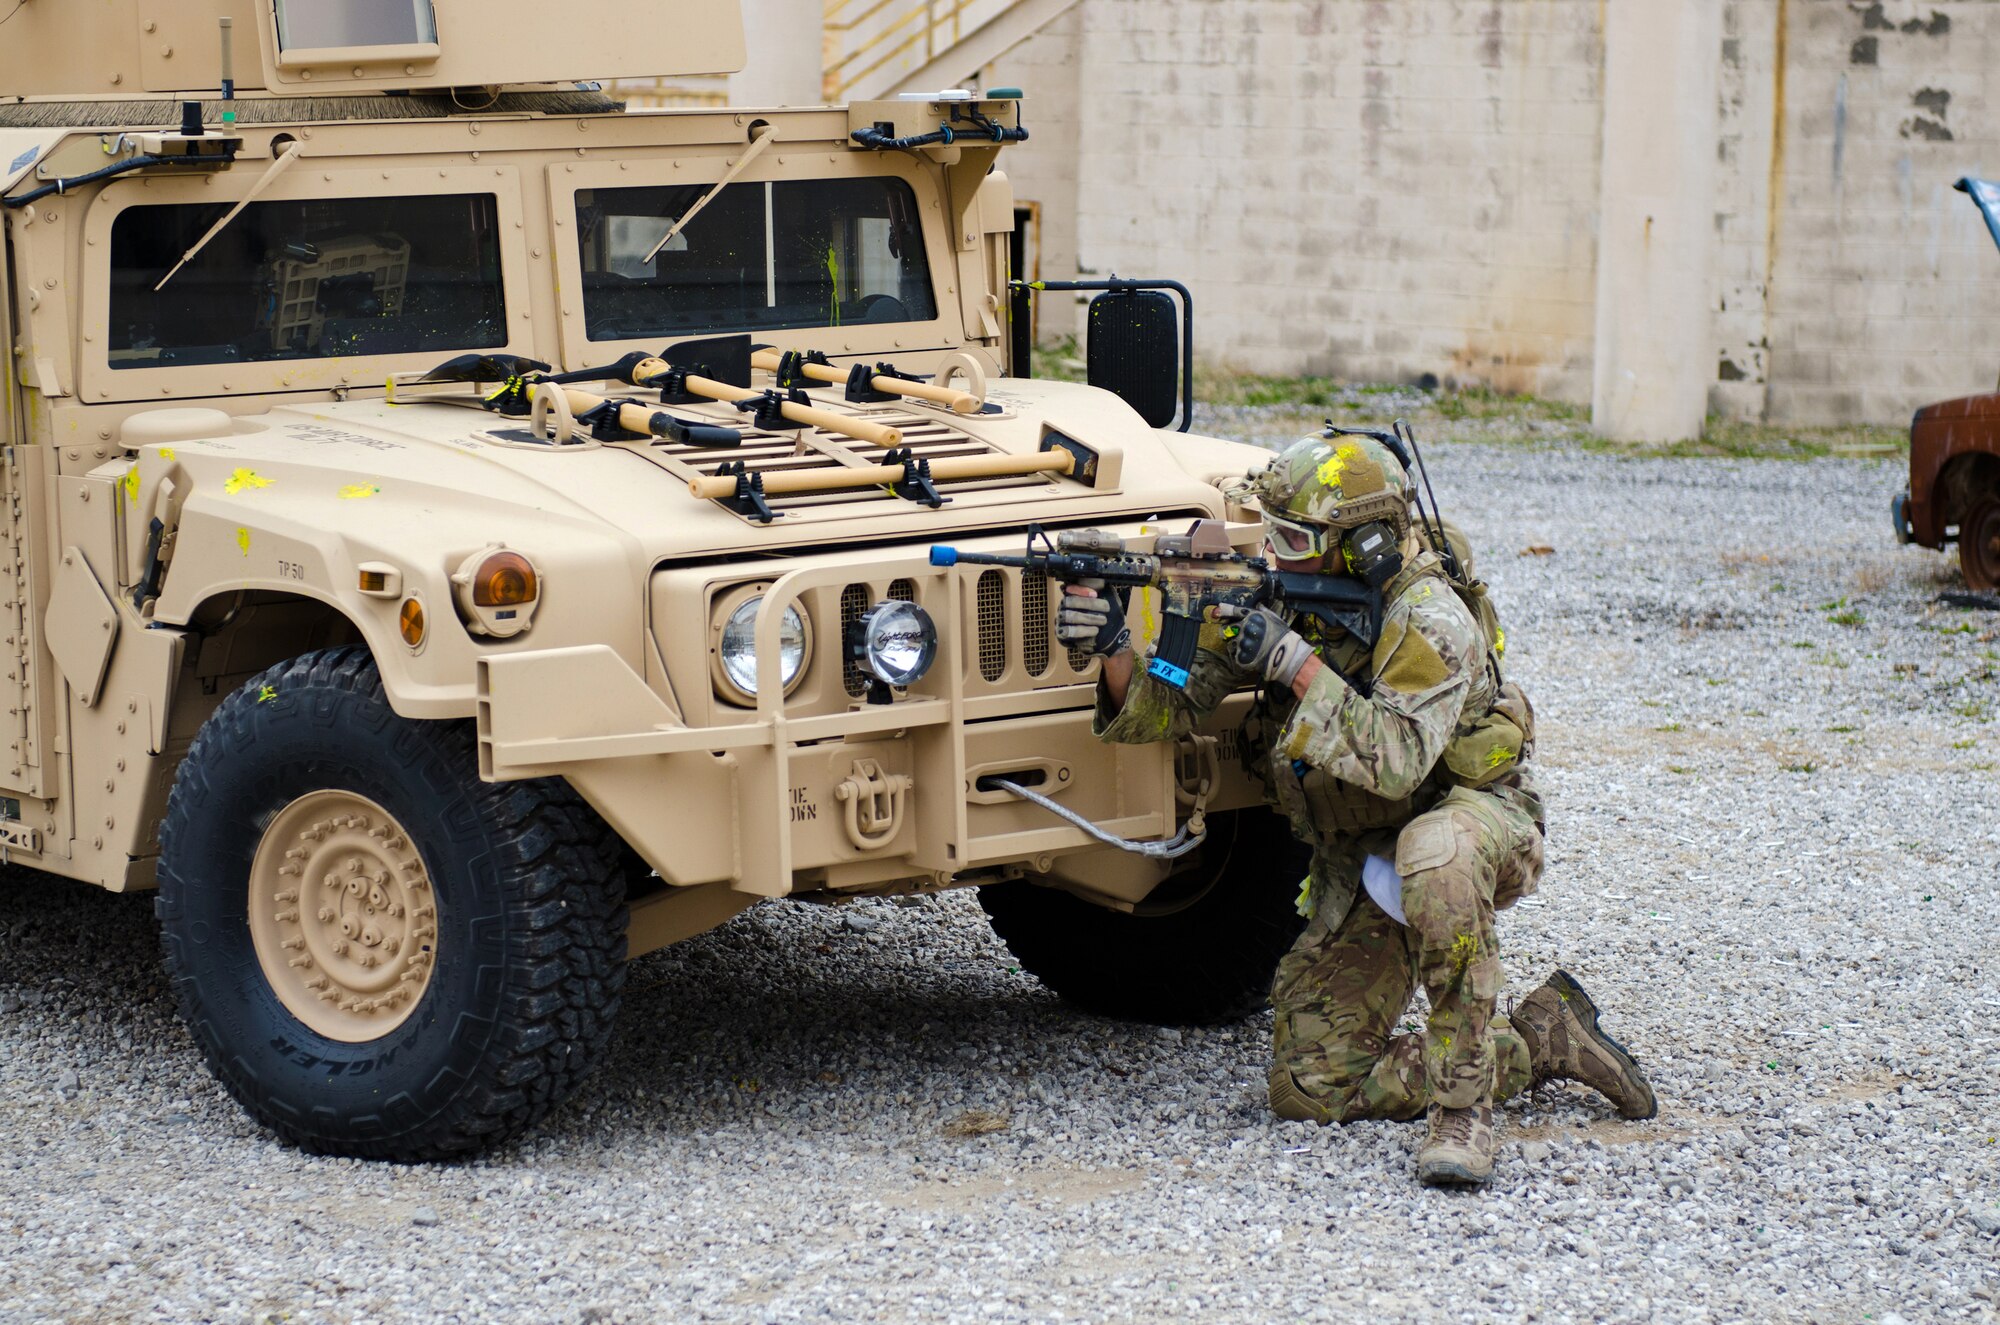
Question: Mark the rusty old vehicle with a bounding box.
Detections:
[1895,177,2000,590]
[0,1,1301,1158]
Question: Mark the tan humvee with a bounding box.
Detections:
[0,0,1302,1159]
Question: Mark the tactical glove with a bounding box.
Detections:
[1222,606,1316,687]
[1056,581,1131,657]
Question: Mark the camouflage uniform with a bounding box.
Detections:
[1095,542,1546,1120]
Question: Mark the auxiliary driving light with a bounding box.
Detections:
[849,600,937,695]
[719,596,809,700]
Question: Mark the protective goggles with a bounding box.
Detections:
[1263,511,1334,560]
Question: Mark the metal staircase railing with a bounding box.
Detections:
[611,0,1071,108]
[823,0,1013,102]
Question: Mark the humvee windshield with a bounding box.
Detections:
[574,177,938,342]
[108,194,506,368]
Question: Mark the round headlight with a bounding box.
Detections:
[852,600,937,689]
[719,596,807,698]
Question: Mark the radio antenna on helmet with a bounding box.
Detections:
[1395,418,1463,582]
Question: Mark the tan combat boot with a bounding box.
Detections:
[1417,1097,1496,1187]
[1512,969,1658,1120]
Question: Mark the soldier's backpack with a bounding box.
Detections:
[1430,519,1535,787]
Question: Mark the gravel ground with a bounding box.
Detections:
[2,432,1997,1324]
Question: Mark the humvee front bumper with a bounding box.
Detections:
[475,550,1260,930]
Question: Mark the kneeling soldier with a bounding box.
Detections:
[1063,434,1656,1186]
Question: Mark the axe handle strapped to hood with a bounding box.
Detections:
[552,387,743,448]
[401,349,902,449]
[687,447,1071,501]
[749,348,979,415]
[625,357,903,448]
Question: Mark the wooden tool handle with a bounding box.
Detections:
[747,349,980,415]
[631,359,903,447]
[776,400,903,446]
[871,372,980,415]
[558,387,659,438]
[688,449,1072,501]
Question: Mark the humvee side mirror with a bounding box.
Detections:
[1010,278,1193,431]
[1087,289,1181,430]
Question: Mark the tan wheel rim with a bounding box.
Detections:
[249,790,438,1042]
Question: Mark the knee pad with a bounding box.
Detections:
[1268,1062,1333,1125]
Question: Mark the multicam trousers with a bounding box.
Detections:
[1270,778,1547,1119]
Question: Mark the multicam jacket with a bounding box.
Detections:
[1094,550,1520,916]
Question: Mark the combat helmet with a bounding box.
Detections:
[1249,434,1414,573]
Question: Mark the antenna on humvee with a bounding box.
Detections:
[218,17,236,101]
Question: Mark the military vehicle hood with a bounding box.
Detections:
[141,377,1255,565]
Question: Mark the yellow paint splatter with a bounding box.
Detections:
[1486,745,1515,769]
[159,447,176,462]
[224,468,272,495]
[235,527,251,557]
[1316,442,1360,491]
[1494,627,1506,655]
[256,685,277,704]
[338,483,381,500]
[121,469,139,502]
[1449,932,1482,973]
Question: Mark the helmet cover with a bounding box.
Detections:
[1251,434,1413,538]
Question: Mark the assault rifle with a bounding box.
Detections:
[929,521,1381,690]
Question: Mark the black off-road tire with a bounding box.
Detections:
[156,647,628,1161]
[978,808,1310,1024]
[1960,494,2000,592]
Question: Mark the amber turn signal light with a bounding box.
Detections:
[470,550,537,607]
[451,545,542,639]
[398,597,426,648]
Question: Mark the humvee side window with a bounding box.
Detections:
[108,194,505,369]
[575,177,938,341]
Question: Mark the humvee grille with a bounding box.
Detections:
[1021,571,1051,677]
[839,583,868,697]
[975,571,1007,681]
[825,568,1086,705]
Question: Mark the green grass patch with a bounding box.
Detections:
[1022,350,1912,458]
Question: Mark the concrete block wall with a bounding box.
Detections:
[989,0,2000,427]
[1000,0,1606,401]
[1746,0,2000,425]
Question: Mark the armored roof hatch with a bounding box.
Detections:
[0,0,745,100]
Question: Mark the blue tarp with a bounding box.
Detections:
[1958,177,2000,253]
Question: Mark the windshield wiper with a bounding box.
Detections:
[154,141,304,291]
[641,124,776,264]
